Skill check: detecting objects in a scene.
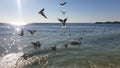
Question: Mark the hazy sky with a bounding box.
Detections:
[0,0,120,24]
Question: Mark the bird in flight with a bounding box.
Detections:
[60,2,67,6]
[61,11,67,15]
[27,30,36,35]
[38,8,47,19]
[58,18,68,28]
[18,30,24,36]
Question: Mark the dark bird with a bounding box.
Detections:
[60,2,67,6]
[64,44,68,48]
[27,30,36,35]
[61,11,67,15]
[32,41,41,49]
[70,38,82,45]
[38,8,47,19]
[70,41,81,45]
[18,30,24,36]
[58,18,68,28]
[51,46,56,51]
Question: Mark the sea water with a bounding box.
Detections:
[0,23,120,68]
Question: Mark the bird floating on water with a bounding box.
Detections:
[18,30,24,36]
[38,8,47,19]
[60,2,67,6]
[32,41,41,49]
[58,18,68,28]
[51,46,56,51]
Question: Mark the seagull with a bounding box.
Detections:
[60,2,67,6]
[38,8,47,19]
[61,11,67,15]
[32,41,41,49]
[18,30,24,36]
[58,18,68,28]
[27,30,36,35]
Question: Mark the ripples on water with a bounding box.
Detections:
[0,23,120,68]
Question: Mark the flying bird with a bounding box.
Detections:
[60,2,67,6]
[27,30,36,35]
[58,18,68,28]
[38,8,47,19]
[61,11,67,15]
[18,30,24,36]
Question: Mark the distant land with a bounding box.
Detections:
[95,21,120,24]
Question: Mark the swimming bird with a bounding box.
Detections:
[60,2,67,6]
[61,11,67,15]
[64,44,68,48]
[58,18,68,28]
[18,30,24,36]
[51,46,56,51]
[32,41,41,49]
[38,8,47,19]
[27,30,36,35]
[70,39,81,47]
[70,41,81,45]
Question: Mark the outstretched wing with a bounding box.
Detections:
[57,18,64,23]
[38,8,47,19]
[63,2,67,5]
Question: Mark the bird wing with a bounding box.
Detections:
[63,2,67,5]
[64,18,68,23]
[38,8,47,19]
[41,12,47,18]
[58,18,63,23]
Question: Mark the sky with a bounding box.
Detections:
[0,0,120,25]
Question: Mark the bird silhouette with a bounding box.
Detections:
[32,41,41,49]
[18,30,24,36]
[61,11,67,15]
[38,8,47,19]
[60,2,67,6]
[27,30,36,35]
[58,18,68,28]
[51,46,56,51]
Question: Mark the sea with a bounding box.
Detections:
[0,23,120,68]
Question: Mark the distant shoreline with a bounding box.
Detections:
[95,21,120,24]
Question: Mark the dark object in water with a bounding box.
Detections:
[32,41,41,48]
[38,8,47,19]
[18,30,24,36]
[79,37,83,41]
[60,2,67,6]
[27,30,36,35]
[64,44,68,48]
[70,41,81,45]
[57,18,68,27]
[51,46,56,51]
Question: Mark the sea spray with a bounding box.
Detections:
[0,52,48,68]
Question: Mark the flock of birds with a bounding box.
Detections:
[18,1,83,52]
[38,2,68,28]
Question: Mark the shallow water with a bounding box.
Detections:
[0,23,120,68]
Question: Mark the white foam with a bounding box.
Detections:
[0,52,23,68]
